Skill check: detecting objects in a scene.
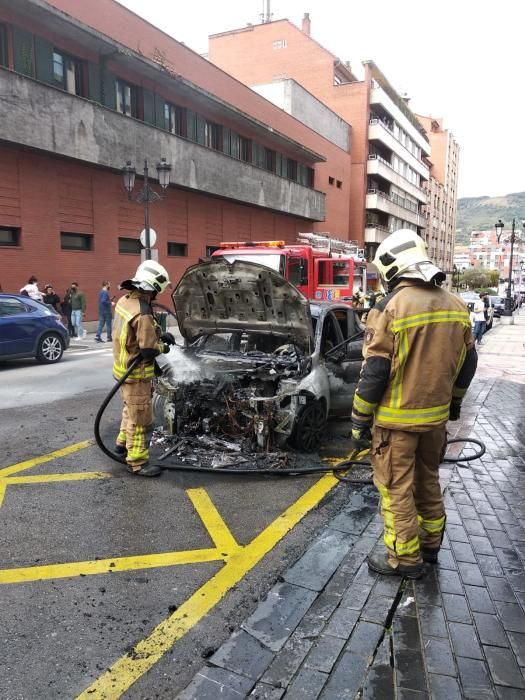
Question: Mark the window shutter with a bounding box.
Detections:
[87,62,101,103]
[101,70,116,110]
[187,109,196,141]
[196,113,206,145]
[143,88,155,125]
[34,36,54,84]
[13,27,34,77]
[154,93,165,128]
[222,127,231,155]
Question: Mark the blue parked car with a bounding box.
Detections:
[0,293,70,364]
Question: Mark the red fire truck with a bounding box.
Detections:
[212,233,368,304]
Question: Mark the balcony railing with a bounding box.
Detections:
[365,222,390,232]
[368,154,426,198]
[367,188,420,214]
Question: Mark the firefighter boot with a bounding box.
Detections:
[367,552,426,579]
[126,461,162,477]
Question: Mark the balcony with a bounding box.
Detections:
[370,86,431,156]
[364,223,391,245]
[368,120,429,181]
[367,155,427,204]
[0,68,325,222]
[366,189,427,229]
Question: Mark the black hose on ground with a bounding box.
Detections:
[94,358,486,481]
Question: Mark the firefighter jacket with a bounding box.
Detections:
[351,279,477,431]
[112,290,165,382]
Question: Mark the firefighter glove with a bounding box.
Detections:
[449,399,462,421]
[160,332,176,346]
[351,423,372,444]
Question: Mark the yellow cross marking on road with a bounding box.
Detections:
[0,441,370,699]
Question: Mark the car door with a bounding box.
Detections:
[324,308,364,414]
[0,297,37,357]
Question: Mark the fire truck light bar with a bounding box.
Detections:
[219,240,285,248]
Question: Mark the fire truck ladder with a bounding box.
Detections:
[298,232,365,260]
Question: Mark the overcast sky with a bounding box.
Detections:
[119,0,523,199]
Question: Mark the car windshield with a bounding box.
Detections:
[490,297,505,304]
[220,253,285,275]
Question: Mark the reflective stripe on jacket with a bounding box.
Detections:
[112,291,164,382]
[351,280,477,432]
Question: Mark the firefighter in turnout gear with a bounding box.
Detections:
[351,230,478,578]
[112,261,175,477]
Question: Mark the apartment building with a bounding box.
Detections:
[417,115,460,285]
[0,0,352,315]
[470,230,525,283]
[209,16,431,261]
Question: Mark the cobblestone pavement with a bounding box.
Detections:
[176,312,525,699]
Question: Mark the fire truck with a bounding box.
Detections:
[212,233,368,304]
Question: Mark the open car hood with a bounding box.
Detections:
[172,259,313,350]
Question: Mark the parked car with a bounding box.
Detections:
[0,293,70,363]
[490,296,506,318]
[153,258,364,452]
[459,292,494,330]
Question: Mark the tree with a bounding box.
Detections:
[460,268,490,290]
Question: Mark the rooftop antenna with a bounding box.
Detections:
[260,0,272,23]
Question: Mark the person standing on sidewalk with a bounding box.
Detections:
[112,261,175,477]
[351,229,478,579]
[70,282,86,339]
[473,294,486,345]
[95,281,114,343]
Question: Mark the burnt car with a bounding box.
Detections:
[153,259,364,452]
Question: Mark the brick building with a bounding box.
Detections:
[416,115,460,286]
[0,0,352,318]
[208,15,431,261]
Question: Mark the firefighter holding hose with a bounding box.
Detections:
[351,230,478,578]
[112,261,175,477]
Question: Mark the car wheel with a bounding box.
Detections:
[290,399,327,452]
[36,333,64,364]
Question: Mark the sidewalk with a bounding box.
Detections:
[176,312,525,699]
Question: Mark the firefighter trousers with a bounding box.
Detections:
[116,380,153,470]
[371,424,447,567]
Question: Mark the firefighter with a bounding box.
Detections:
[351,230,477,578]
[112,261,175,477]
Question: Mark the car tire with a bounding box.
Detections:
[290,399,327,452]
[36,333,65,364]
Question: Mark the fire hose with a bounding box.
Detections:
[94,356,486,482]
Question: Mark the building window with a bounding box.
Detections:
[52,50,84,96]
[272,39,287,50]
[118,237,141,254]
[328,176,335,186]
[0,226,21,247]
[164,102,185,136]
[60,232,93,251]
[287,158,298,181]
[336,180,342,189]
[206,245,219,257]
[240,136,251,163]
[264,148,276,173]
[205,120,222,150]
[0,24,7,67]
[116,79,139,118]
[167,242,187,257]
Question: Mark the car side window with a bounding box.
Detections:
[0,298,29,316]
[320,312,341,354]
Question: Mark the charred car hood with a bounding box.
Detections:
[172,259,313,350]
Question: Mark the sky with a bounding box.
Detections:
[118,0,524,199]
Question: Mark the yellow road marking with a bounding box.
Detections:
[0,483,6,508]
[5,471,111,486]
[0,548,224,585]
[0,440,92,477]
[77,473,339,699]
[188,487,240,553]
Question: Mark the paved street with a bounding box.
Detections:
[1,314,525,699]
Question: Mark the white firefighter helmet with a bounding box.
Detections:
[120,260,171,294]
[373,229,445,287]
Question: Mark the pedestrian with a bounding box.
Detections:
[473,293,486,345]
[95,281,114,342]
[42,285,61,313]
[61,287,75,336]
[20,276,42,301]
[351,229,477,579]
[70,282,86,339]
[112,261,175,477]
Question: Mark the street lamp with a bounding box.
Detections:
[122,158,172,260]
[453,264,460,292]
[495,218,525,322]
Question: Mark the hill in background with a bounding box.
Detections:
[456,192,525,245]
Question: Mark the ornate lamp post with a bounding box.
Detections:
[495,218,525,323]
[122,158,172,260]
